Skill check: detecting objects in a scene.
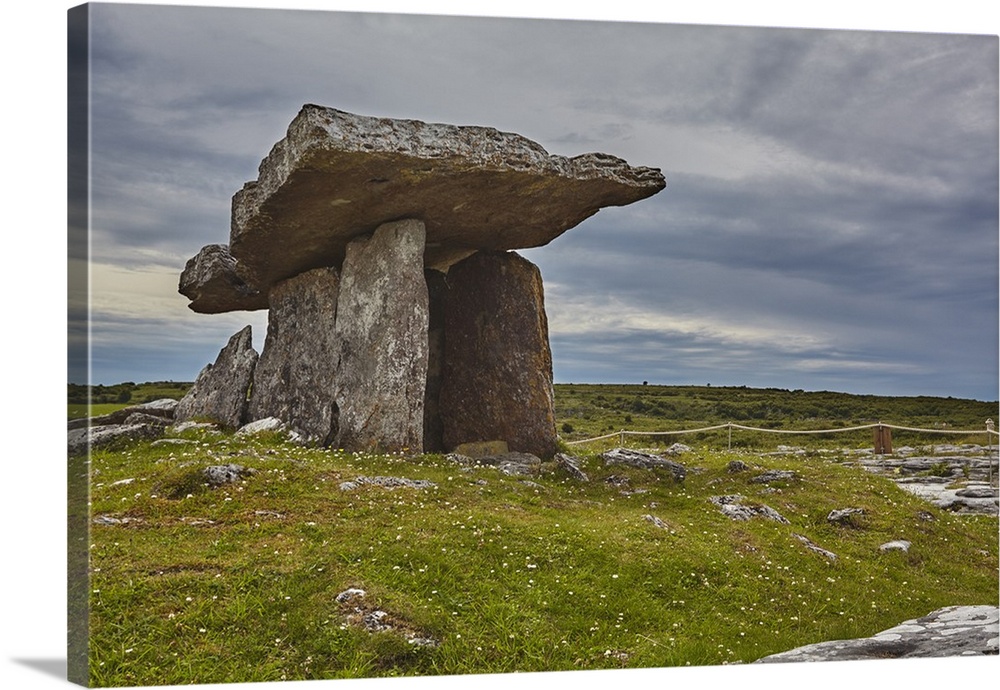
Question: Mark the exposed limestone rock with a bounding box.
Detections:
[248,267,340,445]
[179,244,267,313]
[709,494,790,524]
[175,325,258,429]
[827,507,865,525]
[793,533,838,561]
[879,540,912,553]
[68,399,178,431]
[555,453,590,482]
[202,464,255,487]
[180,104,665,311]
[749,469,798,484]
[235,417,287,436]
[338,476,437,491]
[601,448,687,482]
[755,605,999,662]
[67,423,165,456]
[333,220,429,453]
[439,251,558,459]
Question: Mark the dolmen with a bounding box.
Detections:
[177,104,665,457]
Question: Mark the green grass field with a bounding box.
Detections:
[81,424,998,686]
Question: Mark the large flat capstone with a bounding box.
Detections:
[180,104,665,313]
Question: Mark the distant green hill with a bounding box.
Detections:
[68,381,998,450]
[554,383,998,450]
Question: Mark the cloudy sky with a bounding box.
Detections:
[71,1,998,401]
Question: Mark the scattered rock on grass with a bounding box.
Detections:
[709,495,790,524]
[793,533,837,560]
[601,448,686,482]
[555,453,589,482]
[339,476,436,491]
[879,540,912,553]
[827,507,865,525]
[749,469,797,484]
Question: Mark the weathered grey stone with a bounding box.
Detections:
[202,464,255,487]
[601,448,687,482]
[749,469,797,484]
[179,244,268,313]
[67,423,165,456]
[827,507,865,524]
[333,221,429,453]
[879,540,912,553]
[68,399,179,431]
[175,325,258,429]
[755,605,999,662]
[235,417,286,436]
[555,453,590,482]
[121,412,171,427]
[339,476,437,491]
[643,514,670,530]
[439,251,558,459]
[709,495,790,524]
[248,267,340,445]
[793,533,837,560]
[180,104,664,312]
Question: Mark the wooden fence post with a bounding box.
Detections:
[873,424,892,455]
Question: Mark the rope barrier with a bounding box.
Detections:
[565,420,998,446]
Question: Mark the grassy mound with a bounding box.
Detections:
[82,429,997,686]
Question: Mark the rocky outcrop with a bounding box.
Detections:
[438,251,558,459]
[602,448,687,482]
[333,220,429,453]
[248,267,340,445]
[755,605,999,662]
[709,494,790,523]
[175,325,258,429]
[178,244,267,313]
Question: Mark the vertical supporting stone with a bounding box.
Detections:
[248,267,340,445]
[423,269,448,452]
[333,219,429,453]
[439,250,558,459]
[175,325,258,429]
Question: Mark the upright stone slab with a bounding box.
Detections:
[248,267,340,445]
[333,220,429,453]
[439,251,558,459]
[175,325,258,429]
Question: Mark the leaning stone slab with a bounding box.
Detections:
[439,251,558,459]
[175,325,259,429]
[755,605,999,662]
[248,266,340,445]
[179,243,268,313]
[181,104,665,311]
[333,220,429,453]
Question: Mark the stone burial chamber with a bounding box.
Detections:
[177,104,665,457]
